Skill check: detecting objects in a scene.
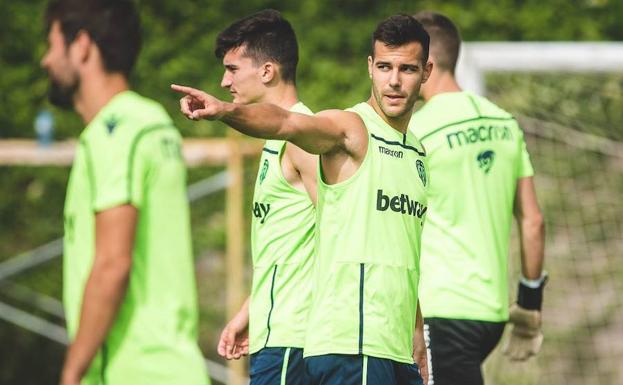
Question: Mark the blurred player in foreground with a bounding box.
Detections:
[41,0,207,384]
[410,11,546,385]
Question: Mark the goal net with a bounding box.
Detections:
[483,72,623,385]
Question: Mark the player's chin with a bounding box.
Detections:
[231,94,247,104]
[382,103,409,118]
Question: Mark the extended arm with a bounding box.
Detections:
[171,84,365,157]
[60,205,136,385]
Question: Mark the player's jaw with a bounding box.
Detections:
[40,22,80,110]
[372,81,416,119]
[226,86,242,104]
[47,75,80,110]
[226,79,264,105]
[381,89,411,117]
[227,83,261,105]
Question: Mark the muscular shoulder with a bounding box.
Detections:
[315,109,364,129]
[318,109,367,156]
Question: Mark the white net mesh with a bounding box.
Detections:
[484,73,623,385]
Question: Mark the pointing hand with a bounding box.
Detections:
[171,84,227,121]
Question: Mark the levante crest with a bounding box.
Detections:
[477,150,495,174]
[416,159,426,186]
[259,159,269,184]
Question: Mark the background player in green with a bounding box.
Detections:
[210,10,318,385]
[410,11,546,385]
[40,1,208,384]
[172,14,432,385]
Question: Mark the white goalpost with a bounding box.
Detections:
[457,42,623,95]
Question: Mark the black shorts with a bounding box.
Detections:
[250,347,306,385]
[424,318,505,385]
[305,354,424,385]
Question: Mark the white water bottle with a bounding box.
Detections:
[35,110,54,147]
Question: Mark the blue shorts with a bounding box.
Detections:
[250,347,306,385]
[304,354,424,385]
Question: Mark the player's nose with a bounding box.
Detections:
[389,69,401,88]
[40,51,50,69]
[220,74,232,89]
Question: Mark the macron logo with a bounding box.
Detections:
[376,189,427,218]
[378,146,404,158]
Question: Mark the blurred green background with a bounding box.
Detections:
[1,0,623,384]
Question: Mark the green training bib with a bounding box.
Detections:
[304,102,429,364]
[249,102,316,353]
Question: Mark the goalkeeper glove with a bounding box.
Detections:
[503,273,547,361]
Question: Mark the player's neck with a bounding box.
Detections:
[261,83,299,110]
[74,72,129,124]
[421,71,462,101]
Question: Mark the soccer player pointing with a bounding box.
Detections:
[174,14,432,385]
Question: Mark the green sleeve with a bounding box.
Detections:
[516,126,535,179]
[86,127,149,212]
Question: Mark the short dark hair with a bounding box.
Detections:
[45,0,141,78]
[371,14,430,63]
[215,9,299,84]
[413,11,461,73]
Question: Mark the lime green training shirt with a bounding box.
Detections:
[410,91,534,322]
[63,91,208,385]
[249,102,316,353]
[304,102,429,364]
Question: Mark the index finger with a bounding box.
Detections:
[171,84,204,98]
[217,337,226,357]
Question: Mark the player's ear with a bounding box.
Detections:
[260,62,276,84]
[422,61,433,83]
[367,56,373,79]
[69,29,92,65]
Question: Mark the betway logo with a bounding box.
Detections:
[253,202,271,224]
[376,189,427,218]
